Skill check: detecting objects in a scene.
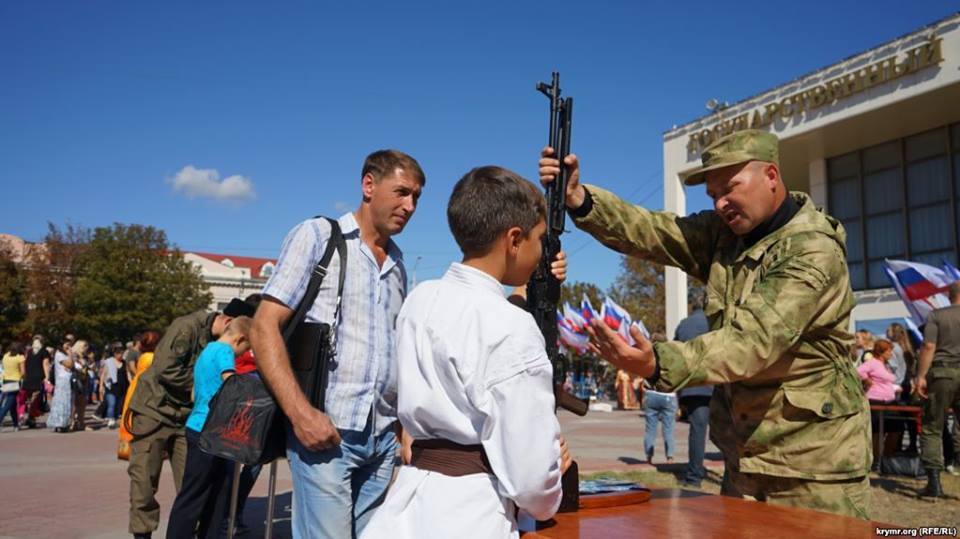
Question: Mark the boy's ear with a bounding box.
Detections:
[506,226,525,254]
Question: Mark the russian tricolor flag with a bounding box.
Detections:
[563,303,588,332]
[884,259,956,327]
[601,297,630,331]
[581,294,597,323]
[943,260,960,281]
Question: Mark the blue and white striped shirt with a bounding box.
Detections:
[262,213,406,434]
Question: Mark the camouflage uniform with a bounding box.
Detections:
[126,310,217,534]
[571,132,871,518]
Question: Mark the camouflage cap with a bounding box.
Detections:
[681,129,779,186]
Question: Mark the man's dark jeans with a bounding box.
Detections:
[681,396,711,485]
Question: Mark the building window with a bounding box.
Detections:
[261,262,275,277]
[221,258,235,268]
[827,123,959,291]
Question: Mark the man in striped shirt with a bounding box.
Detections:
[253,149,424,539]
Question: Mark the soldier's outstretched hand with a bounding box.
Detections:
[539,147,586,209]
[584,318,656,378]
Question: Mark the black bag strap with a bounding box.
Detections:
[282,217,348,342]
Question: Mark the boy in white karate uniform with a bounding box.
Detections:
[362,166,572,539]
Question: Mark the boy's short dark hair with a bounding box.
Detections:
[447,166,546,256]
[225,316,253,338]
[361,149,426,186]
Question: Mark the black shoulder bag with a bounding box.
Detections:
[200,217,347,465]
[283,217,347,410]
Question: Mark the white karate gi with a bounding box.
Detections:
[361,263,563,539]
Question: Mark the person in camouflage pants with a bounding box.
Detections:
[915,281,960,498]
[539,129,871,519]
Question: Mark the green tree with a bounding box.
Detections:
[560,280,604,314]
[72,223,211,344]
[606,255,707,339]
[22,223,89,342]
[608,255,667,335]
[0,245,27,343]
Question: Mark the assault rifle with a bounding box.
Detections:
[527,71,588,418]
[527,72,587,514]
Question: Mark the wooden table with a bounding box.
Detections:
[522,489,886,538]
[870,404,922,471]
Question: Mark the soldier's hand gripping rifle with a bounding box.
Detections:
[527,72,589,419]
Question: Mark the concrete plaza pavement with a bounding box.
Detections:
[0,407,722,539]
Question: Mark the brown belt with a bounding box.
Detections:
[411,439,493,477]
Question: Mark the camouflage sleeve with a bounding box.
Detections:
[572,185,720,283]
[154,322,197,405]
[653,234,845,390]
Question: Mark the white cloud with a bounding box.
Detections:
[169,165,256,203]
[334,201,351,213]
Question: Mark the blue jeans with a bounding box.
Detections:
[287,421,398,539]
[644,392,677,460]
[0,390,18,428]
[104,392,118,419]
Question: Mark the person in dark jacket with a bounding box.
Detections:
[675,291,712,488]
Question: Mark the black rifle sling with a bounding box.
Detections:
[282,217,347,341]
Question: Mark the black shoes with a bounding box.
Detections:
[921,470,944,498]
[132,533,151,539]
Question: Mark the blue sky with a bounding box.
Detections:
[1,1,956,290]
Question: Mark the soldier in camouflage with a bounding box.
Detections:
[125,297,257,539]
[539,130,871,519]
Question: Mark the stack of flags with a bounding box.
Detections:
[883,258,960,340]
[556,294,650,354]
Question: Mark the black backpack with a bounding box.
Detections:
[199,217,347,464]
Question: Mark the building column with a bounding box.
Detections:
[808,158,827,207]
[664,172,687,339]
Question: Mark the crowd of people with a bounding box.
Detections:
[0,333,153,433]
[6,131,960,538]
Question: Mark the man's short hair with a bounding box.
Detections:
[361,149,426,186]
[949,281,960,302]
[447,166,546,256]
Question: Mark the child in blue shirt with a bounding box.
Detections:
[167,316,252,539]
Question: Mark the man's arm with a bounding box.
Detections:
[586,236,845,390]
[653,239,845,391]
[154,325,197,404]
[539,149,718,283]
[251,297,341,451]
[915,342,936,399]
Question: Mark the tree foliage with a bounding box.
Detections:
[608,255,666,336]
[0,245,27,343]
[560,280,604,313]
[71,223,212,344]
[22,223,89,342]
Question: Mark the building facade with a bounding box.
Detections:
[0,233,275,313]
[183,251,276,311]
[661,13,960,337]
